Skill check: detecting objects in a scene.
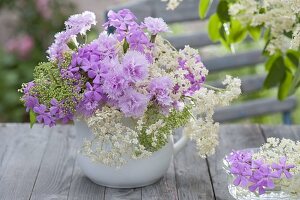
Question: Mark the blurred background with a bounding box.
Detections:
[0,0,299,124]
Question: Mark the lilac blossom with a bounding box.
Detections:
[65,11,96,35]
[142,17,169,35]
[271,157,295,178]
[248,164,277,195]
[126,29,151,52]
[70,43,112,83]
[227,150,296,195]
[76,83,106,117]
[149,77,174,112]
[33,104,55,127]
[84,83,105,102]
[24,96,39,112]
[104,9,138,41]
[230,162,252,187]
[118,89,149,118]
[227,150,253,164]
[122,50,149,82]
[178,58,206,95]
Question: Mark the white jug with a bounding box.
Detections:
[75,120,189,188]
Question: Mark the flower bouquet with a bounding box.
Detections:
[224,138,300,199]
[20,9,241,187]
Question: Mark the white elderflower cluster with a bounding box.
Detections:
[229,0,300,54]
[161,0,183,10]
[81,107,151,167]
[184,76,241,157]
[252,138,300,194]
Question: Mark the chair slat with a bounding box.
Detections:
[210,75,266,94]
[214,97,297,122]
[107,0,218,23]
[203,50,265,72]
[167,32,213,49]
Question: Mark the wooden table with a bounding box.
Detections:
[0,124,299,200]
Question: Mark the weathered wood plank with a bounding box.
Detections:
[207,125,265,200]
[174,141,215,199]
[0,124,50,200]
[214,97,297,122]
[30,125,77,200]
[67,159,105,200]
[104,188,141,200]
[260,125,300,140]
[141,160,178,200]
[203,50,265,72]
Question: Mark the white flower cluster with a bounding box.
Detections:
[253,137,300,194]
[161,0,183,10]
[81,107,151,167]
[229,0,300,54]
[184,76,241,157]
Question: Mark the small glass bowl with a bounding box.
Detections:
[223,148,300,200]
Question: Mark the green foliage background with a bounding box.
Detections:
[0,0,75,122]
[199,0,300,101]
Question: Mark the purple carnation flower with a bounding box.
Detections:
[47,30,77,61]
[122,50,149,82]
[65,11,96,35]
[118,89,149,118]
[102,70,129,99]
[149,77,174,113]
[93,33,118,59]
[142,17,169,35]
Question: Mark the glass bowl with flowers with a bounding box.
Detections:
[224,138,300,200]
[19,9,241,188]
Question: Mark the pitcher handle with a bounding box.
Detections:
[173,129,189,155]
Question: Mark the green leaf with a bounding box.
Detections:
[265,53,280,71]
[229,20,247,43]
[217,0,230,22]
[199,0,213,19]
[289,57,300,95]
[208,14,221,42]
[248,26,261,41]
[285,49,300,73]
[29,109,36,128]
[283,30,293,38]
[278,71,293,100]
[264,56,285,89]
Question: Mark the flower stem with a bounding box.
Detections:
[150,34,157,43]
[203,84,225,92]
[123,39,129,53]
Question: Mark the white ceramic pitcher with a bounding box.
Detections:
[75,120,189,188]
